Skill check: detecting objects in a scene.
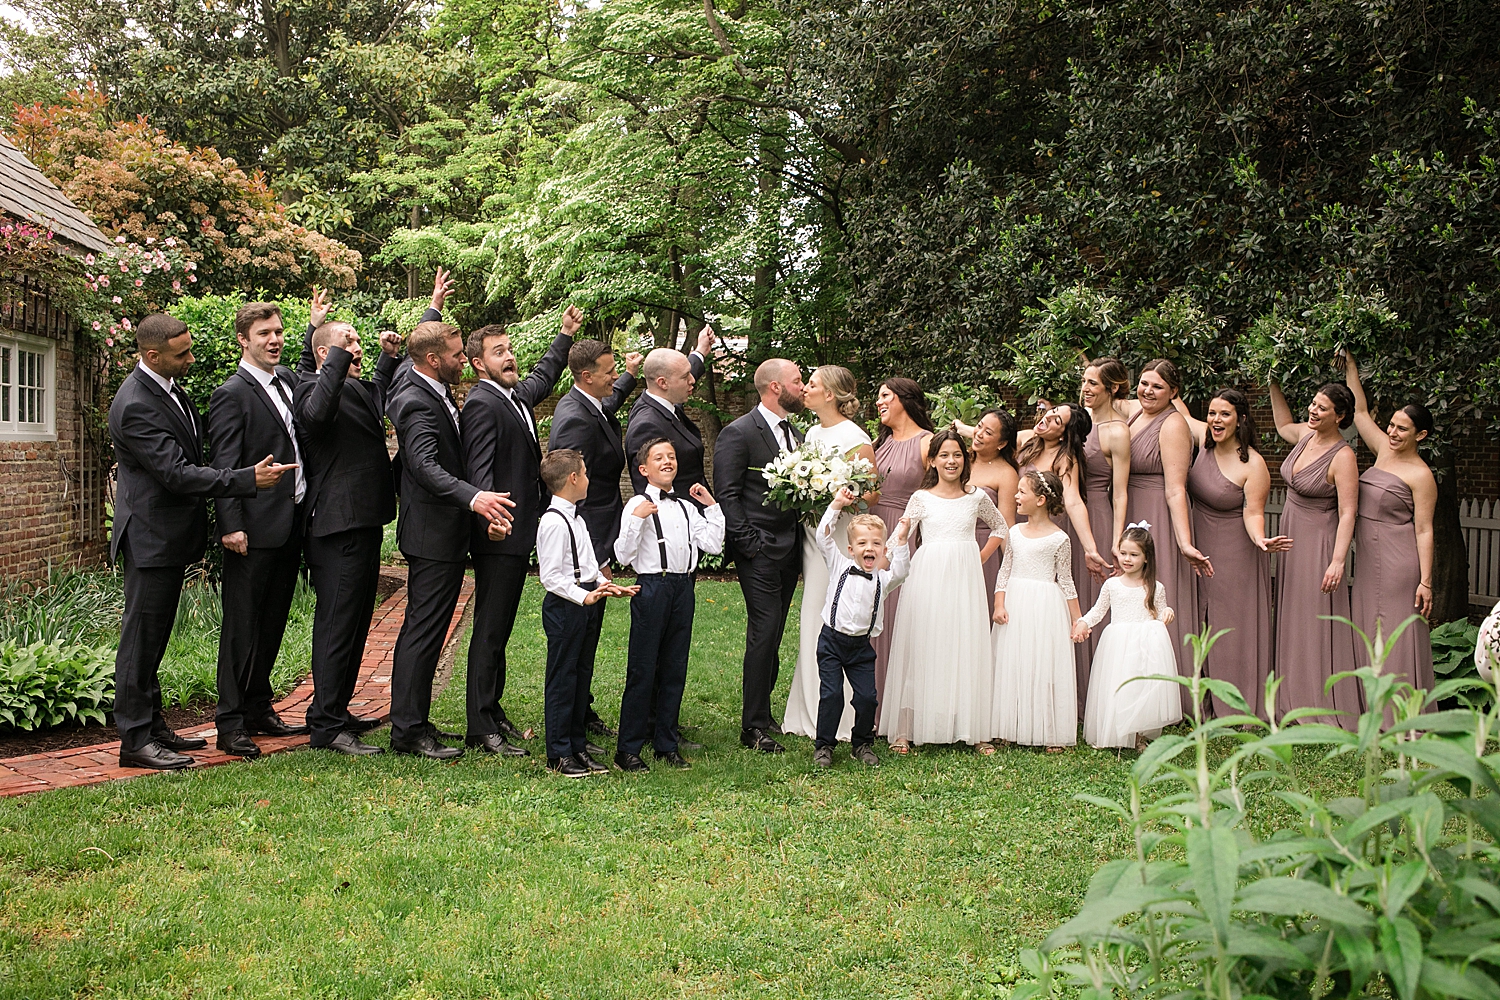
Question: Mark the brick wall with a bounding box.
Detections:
[0,283,108,584]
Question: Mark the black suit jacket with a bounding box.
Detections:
[387,373,482,562]
[108,366,257,568]
[462,331,571,556]
[547,377,636,562]
[295,306,441,378]
[208,365,303,549]
[712,409,804,563]
[623,352,708,500]
[294,345,400,537]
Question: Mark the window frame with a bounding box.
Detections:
[0,331,57,442]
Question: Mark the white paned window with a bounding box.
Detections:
[0,334,55,440]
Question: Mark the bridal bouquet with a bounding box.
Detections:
[761,442,879,522]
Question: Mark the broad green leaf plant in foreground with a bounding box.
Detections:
[1011,618,1500,1000]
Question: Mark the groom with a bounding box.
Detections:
[714,358,806,753]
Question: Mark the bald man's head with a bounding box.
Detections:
[754,358,806,415]
[642,348,695,405]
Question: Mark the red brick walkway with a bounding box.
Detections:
[0,581,473,798]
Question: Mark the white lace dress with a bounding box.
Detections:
[1081,578,1182,748]
[783,419,874,741]
[992,527,1080,746]
[878,488,1006,745]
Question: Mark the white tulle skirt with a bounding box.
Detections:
[992,578,1077,746]
[878,539,994,745]
[784,524,854,741]
[1082,621,1183,748]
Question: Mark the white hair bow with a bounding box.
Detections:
[1126,520,1153,532]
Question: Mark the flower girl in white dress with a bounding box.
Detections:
[1077,523,1182,750]
[879,430,1007,753]
[783,366,877,742]
[992,470,1086,751]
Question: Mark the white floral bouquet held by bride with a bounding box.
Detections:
[760,441,880,523]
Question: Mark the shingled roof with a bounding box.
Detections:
[0,135,111,254]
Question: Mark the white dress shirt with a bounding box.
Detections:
[483,378,537,441]
[757,403,797,453]
[578,388,607,414]
[537,496,605,605]
[412,368,460,428]
[814,504,910,638]
[238,361,306,502]
[615,483,725,573]
[136,360,188,421]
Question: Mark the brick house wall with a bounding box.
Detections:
[0,278,108,583]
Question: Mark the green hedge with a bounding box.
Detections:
[0,641,114,731]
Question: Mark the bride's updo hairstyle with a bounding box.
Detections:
[813,365,862,420]
[1024,469,1066,517]
[919,428,972,489]
[1315,383,1356,430]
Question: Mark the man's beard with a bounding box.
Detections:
[779,388,806,413]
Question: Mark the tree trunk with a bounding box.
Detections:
[1431,453,1471,624]
[406,205,420,299]
[748,123,785,367]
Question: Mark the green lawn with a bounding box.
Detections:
[0,580,1142,999]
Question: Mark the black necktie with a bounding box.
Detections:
[778,420,795,450]
[848,567,873,580]
[509,393,535,437]
[169,383,193,428]
[272,376,294,412]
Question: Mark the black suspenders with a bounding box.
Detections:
[648,495,695,572]
[543,508,582,582]
[828,567,883,636]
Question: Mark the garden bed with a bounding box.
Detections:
[0,697,217,757]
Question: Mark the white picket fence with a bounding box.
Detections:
[1261,489,1500,606]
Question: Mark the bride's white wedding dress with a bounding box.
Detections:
[782,418,873,741]
[878,487,1006,745]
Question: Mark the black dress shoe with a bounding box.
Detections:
[153,730,208,751]
[678,738,704,751]
[429,726,463,743]
[344,716,384,734]
[585,740,605,757]
[766,719,783,735]
[497,718,530,742]
[654,749,692,769]
[547,755,590,778]
[246,712,309,737]
[586,717,617,738]
[614,751,649,772]
[390,733,463,760]
[465,733,529,757]
[119,740,193,770]
[577,750,610,774]
[320,731,384,756]
[217,729,263,759]
[740,728,785,753]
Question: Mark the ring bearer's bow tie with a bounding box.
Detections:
[847,567,874,580]
[661,491,681,501]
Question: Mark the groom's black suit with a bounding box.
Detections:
[713,408,804,733]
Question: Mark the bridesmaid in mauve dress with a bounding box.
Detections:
[1269,380,1362,728]
[1344,354,1437,693]
[870,378,935,705]
[1181,389,1290,719]
[1125,360,1213,683]
[957,407,1020,618]
[1077,358,1133,704]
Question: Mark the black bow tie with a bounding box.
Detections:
[660,491,681,502]
[848,567,873,580]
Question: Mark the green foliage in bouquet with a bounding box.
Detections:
[761,442,880,524]
[928,383,1003,428]
[1008,617,1500,1000]
[0,640,114,731]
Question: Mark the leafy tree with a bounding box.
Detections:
[6,88,360,296]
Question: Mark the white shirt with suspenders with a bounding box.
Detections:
[615,484,725,574]
[537,496,604,605]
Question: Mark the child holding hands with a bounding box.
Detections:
[812,487,912,768]
[1077,522,1182,750]
[537,449,638,778]
[991,469,1086,751]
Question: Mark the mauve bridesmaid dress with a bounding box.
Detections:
[1073,424,1118,710]
[871,433,927,705]
[1126,409,1199,678]
[1274,435,1361,729]
[975,485,1002,620]
[1352,467,1433,691]
[1188,448,1274,718]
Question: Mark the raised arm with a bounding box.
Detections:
[295,344,353,431]
[1268,382,1307,446]
[1170,396,1208,443]
[1343,352,1386,456]
[1160,412,1212,576]
[517,306,580,408]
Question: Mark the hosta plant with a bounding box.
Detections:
[1010,617,1500,1000]
[0,640,114,731]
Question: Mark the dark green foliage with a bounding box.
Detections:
[0,641,113,731]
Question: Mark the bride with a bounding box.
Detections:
[782,365,877,741]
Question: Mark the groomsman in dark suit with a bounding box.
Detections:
[460,308,578,754]
[623,326,715,502]
[207,302,313,759]
[109,314,293,770]
[713,359,807,753]
[387,320,515,759]
[293,319,403,756]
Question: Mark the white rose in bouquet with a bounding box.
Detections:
[759,440,880,523]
